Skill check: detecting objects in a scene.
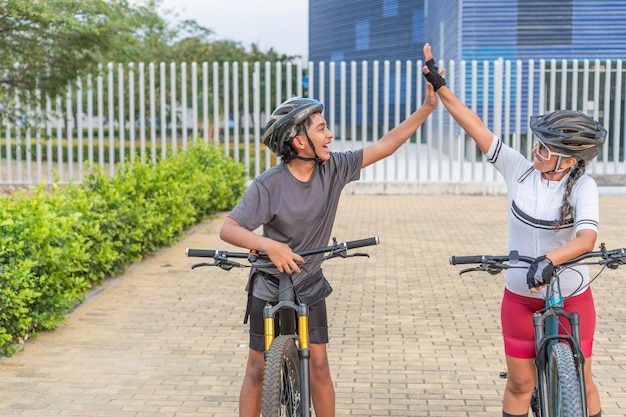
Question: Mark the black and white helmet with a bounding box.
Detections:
[530,110,607,161]
[263,97,324,154]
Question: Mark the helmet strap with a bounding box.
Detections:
[543,155,569,175]
[293,155,320,163]
[518,156,571,182]
[293,128,323,165]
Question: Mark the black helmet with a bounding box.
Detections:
[529,110,606,161]
[263,97,324,154]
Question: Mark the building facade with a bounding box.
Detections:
[308,0,626,155]
[309,0,626,67]
[309,0,425,64]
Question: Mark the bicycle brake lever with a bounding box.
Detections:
[345,252,370,258]
[191,262,216,269]
[459,266,484,275]
[458,265,503,275]
[331,251,370,259]
[324,249,370,260]
[190,260,244,271]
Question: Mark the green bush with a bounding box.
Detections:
[0,143,245,355]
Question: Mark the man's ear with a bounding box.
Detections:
[291,134,306,150]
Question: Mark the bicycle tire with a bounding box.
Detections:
[262,335,302,417]
[547,343,584,417]
[531,388,541,417]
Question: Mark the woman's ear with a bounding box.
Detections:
[560,157,578,170]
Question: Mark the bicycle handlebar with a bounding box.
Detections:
[450,243,626,273]
[186,236,380,270]
[187,236,379,259]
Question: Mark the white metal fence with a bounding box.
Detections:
[2,58,625,191]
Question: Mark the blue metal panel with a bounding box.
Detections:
[309,0,427,130]
[569,1,626,58]
[308,0,626,137]
[424,0,458,62]
[309,0,425,63]
[311,0,626,63]
[457,0,626,60]
[461,0,518,54]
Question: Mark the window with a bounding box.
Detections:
[412,10,424,43]
[356,20,370,50]
[517,0,573,45]
[383,0,399,17]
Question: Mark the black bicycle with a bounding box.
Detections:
[450,243,626,417]
[186,236,379,417]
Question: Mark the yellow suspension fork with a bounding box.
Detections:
[263,303,309,351]
[297,303,311,416]
[263,304,275,351]
[297,303,309,349]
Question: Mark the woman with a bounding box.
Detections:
[422,43,606,417]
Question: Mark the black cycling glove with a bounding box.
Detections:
[423,58,446,91]
[526,255,555,289]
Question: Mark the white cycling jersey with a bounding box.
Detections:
[486,135,599,298]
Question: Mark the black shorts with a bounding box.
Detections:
[248,295,329,352]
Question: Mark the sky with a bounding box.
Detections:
[158,0,309,60]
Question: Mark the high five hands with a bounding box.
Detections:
[422,43,447,91]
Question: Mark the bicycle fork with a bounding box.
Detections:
[533,300,587,417]
[263,285,312,417]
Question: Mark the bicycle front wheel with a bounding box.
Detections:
[547,343,584,417]
[262,335,302,417]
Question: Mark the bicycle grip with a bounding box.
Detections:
[345,236,379,249]
[186,248,217,258]
[449,255,484,265]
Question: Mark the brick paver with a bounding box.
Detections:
[1,194,625,416]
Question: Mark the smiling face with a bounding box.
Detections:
[532,137,577,177]
[292,112,334,162]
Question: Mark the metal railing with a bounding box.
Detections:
[2,58,625,192]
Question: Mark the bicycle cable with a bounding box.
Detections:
[263,249,352,304]
[267,263,314,305]
[542,264,605,337]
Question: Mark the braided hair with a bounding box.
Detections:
[529,110,605,231]
[553,160,586,230]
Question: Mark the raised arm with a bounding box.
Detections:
[422,43,494,154]
[361,81,436,168]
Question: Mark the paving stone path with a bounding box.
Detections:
[1,195,625,416]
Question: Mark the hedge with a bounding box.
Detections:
[0,143,246,356]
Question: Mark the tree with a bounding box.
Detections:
[0,0,304,127]
[0,0,135,119]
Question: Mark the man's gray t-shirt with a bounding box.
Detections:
[228,150,363,303]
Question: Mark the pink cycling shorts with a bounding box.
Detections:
[501,287,596,359]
